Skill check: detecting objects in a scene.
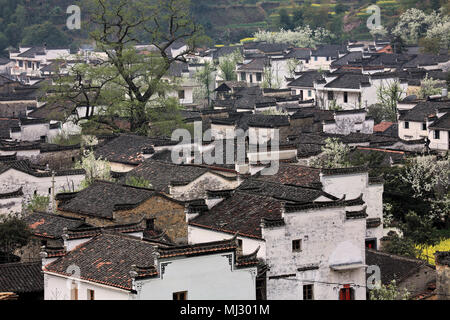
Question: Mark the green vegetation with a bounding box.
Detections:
[27,195,50,212]
[0,214,31,263]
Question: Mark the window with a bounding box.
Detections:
[314,56,318,61]
[178,90,185,100]
[365,239,377,250]
[303,285,314,300]
[87,289,95,300]
[18,61,23,67]
[256,73,262,82]
[434,130,440,139]
[339,285,355,300]
[327,91,334,100]
[308,90,312,97]
[343,92,348,103]
[48,188,52,194]
[249,74,253,83]
[237,239,243,250]
[292,239,302,252]
[71,281,78,300]
[240,72,246,81]
[326,57,330,61]
[173,291,188,300]
[28,61,32,69]
[404,122,409,129]
[422,123,427,131]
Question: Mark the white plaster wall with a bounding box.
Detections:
[188,226,266,259]
[20,123,50,142]
[429,129,449,151]
[0,197,22,216]
[136,253,256,300]
[0,168,85,204]
[263,207,366,300]
[398,120,428,140]
[44,273,130,300]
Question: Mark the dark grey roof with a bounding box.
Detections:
[312,44,348,58]
[288,71,323,88]
[24,211,89,239]
[94,134,177,165]
[429,112,450,130]
[244,42,291,54]
[324,73,370,89]
[399,101,450,122]
[122,160,210,193]
[0,262,43,293]
[166,61,189,77]
[238,178,337,203]
[366,249,433,285]
[284,48,312,60]
[57,181,155,219]
[237,58,267,71]
[331,51,363,68]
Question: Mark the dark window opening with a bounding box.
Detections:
[173,291,187,300]
[434,130,440,139]
[422,123,427,131]
[365,239,377,250]
[404,122,409,129]
[256,73,262,82]
[87,289,95,300]
[303,284,314,300]
[178,90,185,100]
[292,239,302,252]
[344,92,348,103]
[328,91,334,100]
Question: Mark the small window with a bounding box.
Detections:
[28,61,32,69]
[422,123,427,131]
[434,130,440,139]
[48,188,51,194]
[303,284,314,300]
[308,90,312,97]
[339,285,355,300]
[19,61,23,67]
[87,289,95,300]
[404,122,409,129]
[240,72,246,81]
[72,157,75,162]
[327,91,334,100]
[326,57,330,61]
[178,90,185,100]
[249,74,253,83]
[292,239,302,252]
[344,92,348,103]
[314,56,318,61]
[237,239,243,250]
[256,73,262,82]
[173,291,187,300]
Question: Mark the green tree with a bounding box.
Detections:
[401,211,441,263]
[376,81,405,122]
[79,0,205,133]
[218,50,242,81]
[27,195,50,212]
[21,21,71,47]
[369,280,410,300]
[124,176,152,188]
[310,138,351,169]
[195,61,214,108]
[0,215,31,263]
[278,9,293,30]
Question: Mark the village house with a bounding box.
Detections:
[55,180,188,243]
[121,159,240,201]
[0,159,85,205]
[9,46,70,80]
[42,232,258,300]
[0,187,23,216]
[398,99,450,151]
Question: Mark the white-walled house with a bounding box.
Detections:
[43,232,258,300]
[9,46,71,79]
[0,161,85,205]
[398,100,450,152]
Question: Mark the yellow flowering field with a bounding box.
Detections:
[417,238,450,265]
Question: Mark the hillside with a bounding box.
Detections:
[0,0,447,53]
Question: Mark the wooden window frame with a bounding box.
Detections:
[173,291,188,300]
[292,239,302,252]
[303,284,314,300]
